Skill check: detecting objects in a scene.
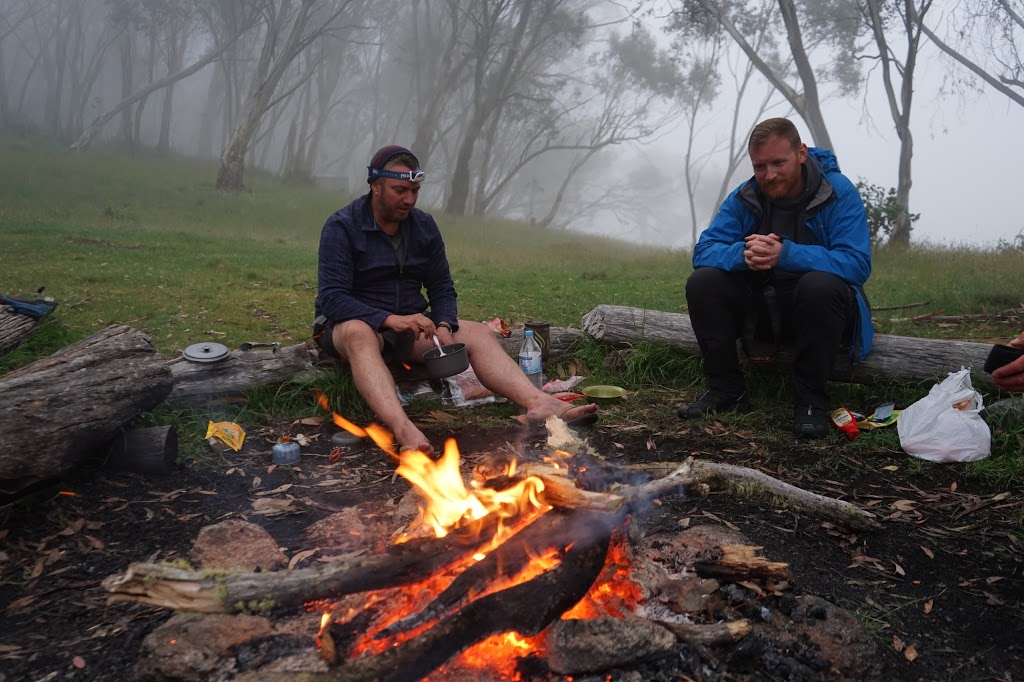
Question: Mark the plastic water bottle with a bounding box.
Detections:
[519,330,544,389]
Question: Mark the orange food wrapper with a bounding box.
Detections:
[205,421,246,451]
[485,317,511,338]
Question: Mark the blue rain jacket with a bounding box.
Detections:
[692,147,874,360]
[315,194,458,330]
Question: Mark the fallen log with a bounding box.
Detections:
[620,460,879,531]
[655,619,752,646]
[0,310,39,356]
[582,304,997,389]
[165,342,321,406]
[0,325,173,496]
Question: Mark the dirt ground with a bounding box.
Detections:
[1,407,1022,681]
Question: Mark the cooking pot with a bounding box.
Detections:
[422,343,469,379]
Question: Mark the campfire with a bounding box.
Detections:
[102,391,879,681]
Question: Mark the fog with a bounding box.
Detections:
[2,0,1021,249]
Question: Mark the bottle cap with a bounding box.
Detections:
[524,330,534,336]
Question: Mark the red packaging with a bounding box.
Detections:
[830,407,861,441]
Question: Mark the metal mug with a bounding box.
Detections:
[524,320,551,363]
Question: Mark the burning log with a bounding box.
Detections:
[0,325,173,496]
[320,512,614,682]
[376,508,604,638]
[102,517,507,613]
[582,303,998,388]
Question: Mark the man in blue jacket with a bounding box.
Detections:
[678,118,873,438]
[314,145,595,455]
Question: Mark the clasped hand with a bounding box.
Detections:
[744,233,782,271]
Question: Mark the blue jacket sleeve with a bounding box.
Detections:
[316,215,392,330]
[692,186,756,271]
[776,173,871,286]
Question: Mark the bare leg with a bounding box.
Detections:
[332,321,433,455]
[412,321,597,425]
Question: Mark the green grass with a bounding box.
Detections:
[2,132,1022,480]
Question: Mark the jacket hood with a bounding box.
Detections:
[808,146,840,174]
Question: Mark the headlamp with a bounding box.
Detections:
[367,167,425,183]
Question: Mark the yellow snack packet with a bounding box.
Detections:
[205,421,246,452]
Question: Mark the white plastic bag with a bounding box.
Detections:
[896,367,991,463]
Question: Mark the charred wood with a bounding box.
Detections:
[103,517,506,613]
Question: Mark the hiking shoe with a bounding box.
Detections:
[677,390,751,419]
[794,406,829,439]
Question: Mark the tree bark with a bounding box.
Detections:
[0,310,39,356]
[582,304,997,389]
[0,325,173,495]
[165,342,320,407]
[103,425,178,476]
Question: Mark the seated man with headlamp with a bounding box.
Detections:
[312,145,595,455]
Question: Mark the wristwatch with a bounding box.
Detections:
[437,321,459,333]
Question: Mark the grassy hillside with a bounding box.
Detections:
[2,133,1022,480]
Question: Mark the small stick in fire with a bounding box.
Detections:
[318,612,337,665]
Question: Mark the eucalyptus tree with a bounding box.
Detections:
[856,0,933,247]
[442,0,591,216]
[667,0,864,151]
[913,0,1024,107]
[215,0,360,190]
[487,24,688,228]
[0,0,38,125]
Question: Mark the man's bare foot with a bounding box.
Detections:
[394,424,434,456]
[516,399,598,426]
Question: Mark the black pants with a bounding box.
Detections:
[685,267,854,409]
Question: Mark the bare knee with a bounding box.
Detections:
[332,320,382,361]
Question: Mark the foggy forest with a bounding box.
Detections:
[1,0,1021,247]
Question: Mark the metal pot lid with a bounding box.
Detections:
[182,342,231,363]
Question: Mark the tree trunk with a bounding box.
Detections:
[777,0,833,150]
[0,326,174,495]
[582,304,998,389]
[216,0,315,191]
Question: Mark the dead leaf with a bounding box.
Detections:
[5,594,36,613]
[920,546,934,559]
[84,535,105,550]
[295,434,309,446]
[894,563,906,576]
[59,518,86,536]
[992,492,1011,502]
[882,465,899,471]
[72,656,86,669]
[645,438,656,450]
[255,484,294,496]
[299,417,324,426]
[904,644,918,662]
[250,498,298,516]
[252,476,262,489]
[924,600,933,614]
[950,481,958,492]
[892,635,904,652]
[986,576,1004,584]
[893,500,917,511]
[678,517,690,529]
[143,508,155,521]
[289,548,319,569]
